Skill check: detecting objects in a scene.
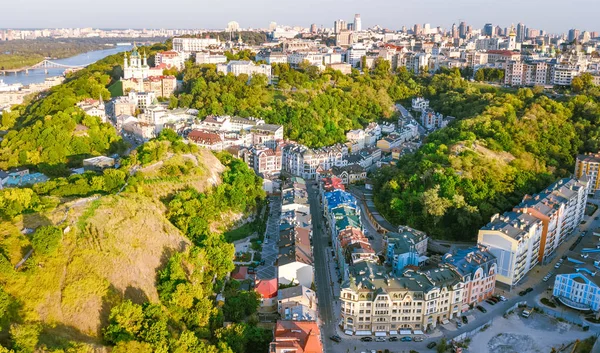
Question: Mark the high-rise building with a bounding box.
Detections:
[458,21,467,39]
[227,21,240,32]
[334,20,347,34]
[516,22,526,42]
[310,23,317,34]
[484,23,493,37]
[568,28,580,42]
[451,23,458,38]
[495,26,503,37]
[413,23,422,36]
[347,23,354,31]
[354,13,362,32]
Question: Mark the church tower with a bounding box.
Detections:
[508,25,517,50]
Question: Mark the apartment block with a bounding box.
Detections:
[575,152,600,194]
[478,211,543,286]
[340,262,464,334]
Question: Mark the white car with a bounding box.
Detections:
[375,337,385,342]
[499,295,507,301]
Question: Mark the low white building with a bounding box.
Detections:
[216,60,272,83]
[195,52,227,65]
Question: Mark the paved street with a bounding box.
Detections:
[307,182,338,353]
[256,196,281,280]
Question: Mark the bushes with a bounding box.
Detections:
[31,226,62,256]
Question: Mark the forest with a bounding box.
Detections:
[373,70,600,240]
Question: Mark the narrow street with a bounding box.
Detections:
[307,182,336,352]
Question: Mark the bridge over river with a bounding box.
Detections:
[0,59,85,75]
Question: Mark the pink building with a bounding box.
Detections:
[442,244,497,311]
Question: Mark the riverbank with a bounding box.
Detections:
[0,37,166,70]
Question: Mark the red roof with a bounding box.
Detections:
[231,266,248,280]
[272,321,323,353]
[255,278,278,299]
[487,50,520,56]
[188,130,222,144]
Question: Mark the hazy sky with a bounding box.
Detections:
[4,0,599,34]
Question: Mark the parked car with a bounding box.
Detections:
[360,337,373,342]
[485,299,496,305]
[427,342,437,349]
[499,295,507,301]
[525,287,533,294]
[401,336,412,342]
[488,297,500,303]
[476,305,487,313]
[543,275,550,282]
[456,321,463,328]
[388,336,398,342]
[462,316,468,324]
[518,290,527,296]
[414,337,424,342]
[375,337,385,342]
[329,335,341,343]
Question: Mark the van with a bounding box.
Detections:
[522,308,532,318]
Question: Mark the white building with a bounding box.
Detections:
[195,52,227,65]
[155,51,186,70]
[216,60,272,83]
[282,143,348,180]
[172,37,220,53]
[288,52,324,69]
[347,44,367,67]
[478,211,543,286]
[411,97,429,112]
[123,45,163,79]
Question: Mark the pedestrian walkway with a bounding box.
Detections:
[256,196,281,280]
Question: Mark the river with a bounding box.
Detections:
[1,45,133,86]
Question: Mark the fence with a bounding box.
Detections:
[451,319,493,343]
[534,304,586,327]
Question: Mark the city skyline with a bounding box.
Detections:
[3,0,599,34]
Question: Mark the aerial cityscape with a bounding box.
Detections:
[1,2,600,353]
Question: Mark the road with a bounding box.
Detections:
[307,182,337,352]
[256,196,281,280]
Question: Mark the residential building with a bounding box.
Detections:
[155,51,186,70]
[340,262,464,334]
[411,97,429,112]
[331,165,367,185]
[553,272,600,311]
[347,44,367,67]
[442,245,497,311]
[172,37,220,53]
[248,144,282,177]
[0,168,48,189]
[216,60,272,83]
[82,156,115,172]
[251,124,284,148]
[255,278,278,313]
[278,285,318,321]
[477,211,543,286]
[108,96,136,119]
[513,178,588,264]
[278,226,314,288]
[288,51,324,69]
[282,143,347,180]
[575,152,600,194]
[255,50,288,64]
[270,321,323,353]
[385,226,429,274]
[195,52,227,65]
[420,109,445,130]
[77,98,106,123]
[187,130,224,151]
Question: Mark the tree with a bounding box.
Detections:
[436,338,448,353]
[103,300,145,344]
[31,226,62,255]
[9,324,41,353]
[572,76,585,93]
[474,69,485,82]
[112,341,154,353]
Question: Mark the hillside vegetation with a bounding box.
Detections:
[373,70,600,240]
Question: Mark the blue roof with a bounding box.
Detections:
[4,173,49,187]
[325,189,358,212]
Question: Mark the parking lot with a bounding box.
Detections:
[256,196,281,280]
